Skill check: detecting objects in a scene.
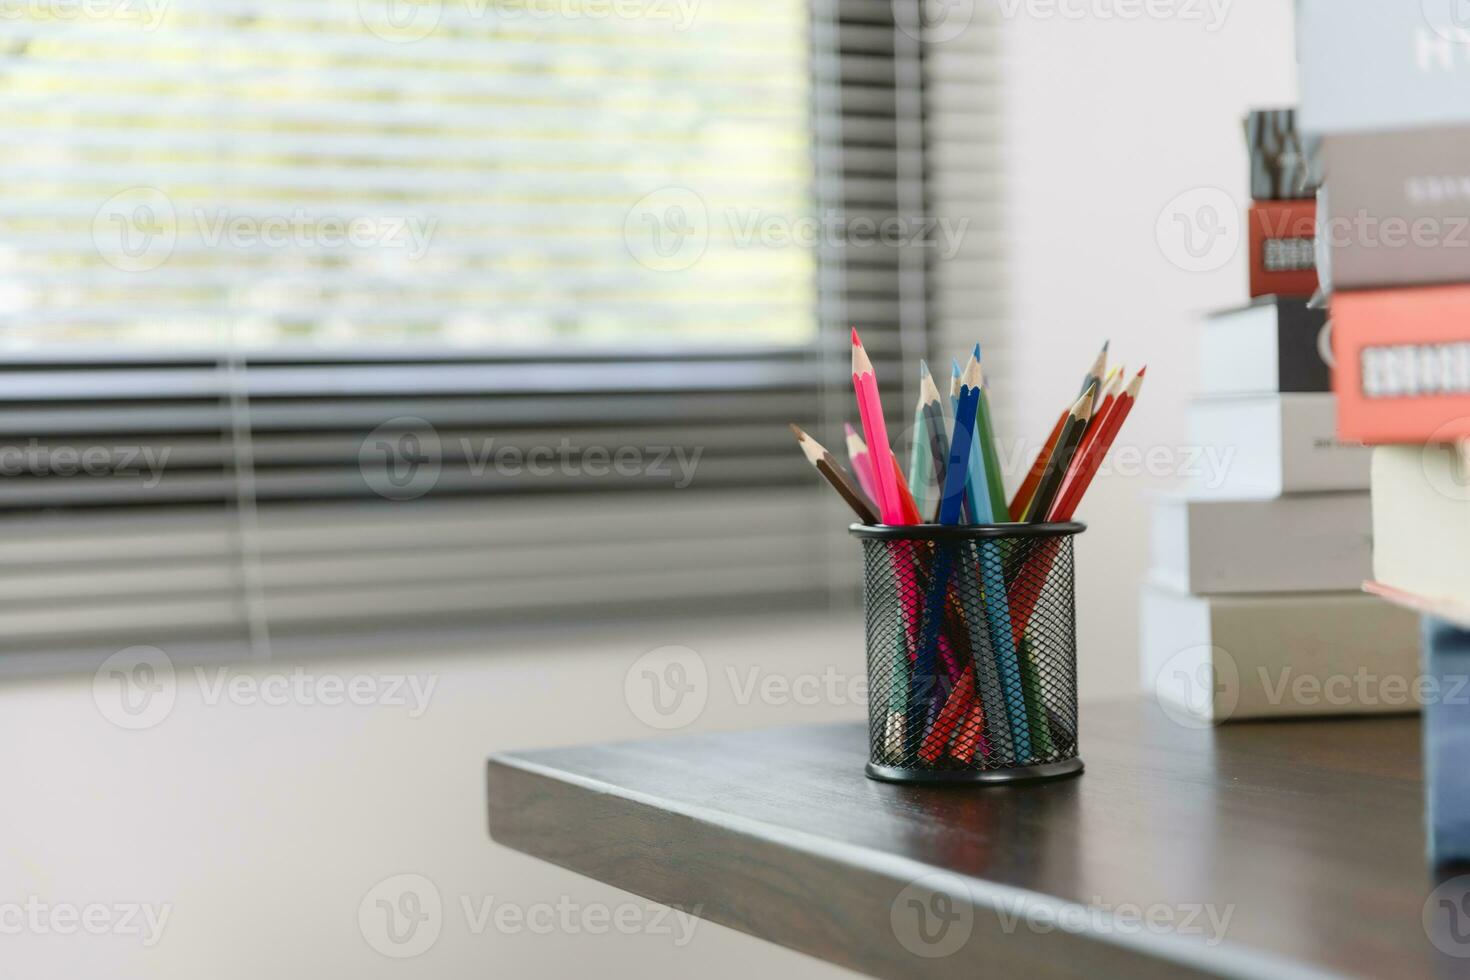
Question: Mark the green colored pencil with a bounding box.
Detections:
[907,365,936,522]
[973,347,1010,521]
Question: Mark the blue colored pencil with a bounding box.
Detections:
[910,356,1015,756]
[964,347,1035,760]
[949,359,987,524]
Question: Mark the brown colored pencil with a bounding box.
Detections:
[790,424,880,525]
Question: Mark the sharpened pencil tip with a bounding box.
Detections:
[961,353,982,390]
[843,421,857,436]
[789,423,805,440]
[919,359,931,378]
[972,343,981,360]
[850,330,875,377]
[1137,364,1147,376]
[950,359,961,377]
[1073,390,1096,422]
[1102,339,1110,353]
[918,367,943,407]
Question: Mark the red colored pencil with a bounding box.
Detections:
[1049,367,1145,521]
[1004,368,1145,649]
[920,668,974,762]
[890,453,924,525]
[951,701,989,762]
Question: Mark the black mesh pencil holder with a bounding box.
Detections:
[851,522,1086,785]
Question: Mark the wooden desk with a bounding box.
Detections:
[487,699,1462,979]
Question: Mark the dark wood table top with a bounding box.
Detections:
[487,698,1466,980]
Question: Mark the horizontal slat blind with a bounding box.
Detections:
[921,4,1011,426]
[0,0,815,347]
[0,1,1001,664]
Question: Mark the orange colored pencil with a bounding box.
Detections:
[1009,410,1066,520]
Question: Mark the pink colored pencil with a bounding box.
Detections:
[851,329,905,525]
[843,423,881,509]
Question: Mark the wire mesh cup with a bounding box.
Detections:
[851,522,1086,784]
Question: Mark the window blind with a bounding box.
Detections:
[0,0,1003,665]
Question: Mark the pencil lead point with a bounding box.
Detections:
[919,359,931,378]
[1137,364,1148,376]
[789,423,805,440]
[850,327,861,346]
[972,342,982,360]
[843,421,857,436]
[951,358,962,377]
[1102,339,1110,353]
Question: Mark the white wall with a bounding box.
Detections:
[994,0,1300,698]
[0,614,866,979]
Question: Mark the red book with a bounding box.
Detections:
[1248,199,1318,299]
[1332,285,1470,444]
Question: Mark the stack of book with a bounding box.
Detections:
[1300,0,1470,864]
[1140,104,1419,725]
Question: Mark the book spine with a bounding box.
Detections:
[1275,299,1331,393]
[1321,128,1470,290]
[1331,285,1470,443]
[1424,615,1470,866]
[1248,200,1318,299]
[1299,0,1470,135]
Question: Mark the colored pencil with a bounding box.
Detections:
[951,701,989,762]
[851,329,904,524]
[939,356,981,524]
[1076,367,1117,467]
[1007,369,1145,654]
[1009,410,1066,521]
[789,424,879,525]
[1079,339,1109,397]
[1022,385,1096,523]
[933,356,1027,757]
[1070,365,1123,490]
[1049,367,1145,522]
[930,367,993,759]
[917,361,952,522]
[920,667,973,762]
[1008,342,1108,520]
[950,361,985,524]
[889,453,925,527]
[908,356,984,751]
[905,374,936,522]
[844,423,881,511]
[973,345,1010,522]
